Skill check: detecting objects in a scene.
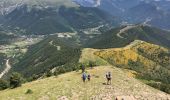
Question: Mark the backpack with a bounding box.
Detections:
[108,72,111,79]
[106,74,108,78]
[88,75,90,78]
[82,73,86,79]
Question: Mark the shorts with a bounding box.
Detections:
[107,78,111,81]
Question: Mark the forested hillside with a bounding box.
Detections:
[12,35,81,78]
[0,53,6,72]
[88,25,170,49]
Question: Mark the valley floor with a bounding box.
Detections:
[0,66,169,100]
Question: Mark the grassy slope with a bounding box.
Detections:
[79,48,109,66]
[0,66,169,100]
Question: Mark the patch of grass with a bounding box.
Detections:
[79,48,109,66]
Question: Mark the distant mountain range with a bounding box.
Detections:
[0,0,170,36]
[0,0,117,36]
[74,0,170,30]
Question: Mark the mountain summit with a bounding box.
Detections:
[73,0,101,7]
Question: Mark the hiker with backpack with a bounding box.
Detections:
[82,72,87,82]
[89,62,93,69]
[81,64,85,73]
[106,72,112,85]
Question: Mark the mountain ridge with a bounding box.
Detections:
[0,66,169,100]
[87,25,170,49]
[94,40,170,93]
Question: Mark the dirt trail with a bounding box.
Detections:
[0,59,11,78]
[89,66,170,100]
[117,25,136,39]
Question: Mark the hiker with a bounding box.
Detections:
[82,72,87,82]
[106,72,112,85]
[90,62,93,69]
[81,64,85,73]
[87,74,91,81]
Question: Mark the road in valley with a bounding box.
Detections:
[0,59,11,78]
[117,25,136,39]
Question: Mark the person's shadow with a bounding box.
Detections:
[102,83,107,85]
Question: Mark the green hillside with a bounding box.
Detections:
[95,40,170,93]
[12,35,81,78]
[0,66,169,100]
[87,25,170,49]
[0,53,6,72]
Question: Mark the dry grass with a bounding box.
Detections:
[0,66,169,100]
[79,48,109,65]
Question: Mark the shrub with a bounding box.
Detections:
[27,74,40,82]
[25,89,33,94]
[148,82,170,94]
[54,70,59,76]
[0,79,9,90]
[46,70,53,77]
[9,72,22,88]
[128,59,143,72]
